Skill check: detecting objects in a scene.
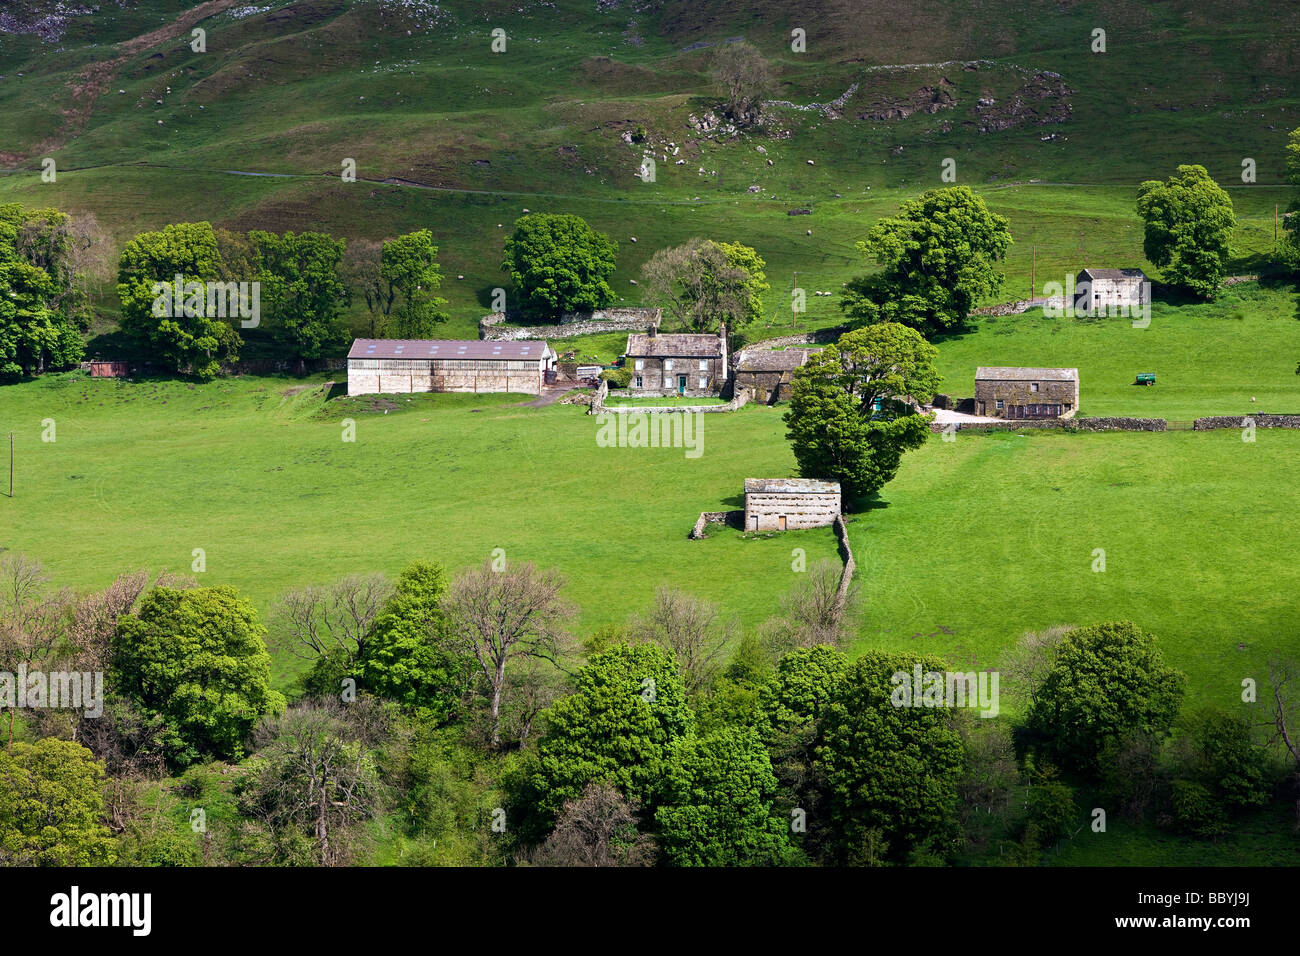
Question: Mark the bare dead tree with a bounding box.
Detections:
[1001,624,1075,712]
[1264,658,1300,826]
[271,573,393,666]
[241,702,388,866]
[0,552,70,748]
[710,40,770,126]
[527,782,655,867]
[444,561,573,748]
[629,586,732,696]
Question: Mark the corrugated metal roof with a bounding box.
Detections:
[745,478,841,495]
[976,367,1078,381]
[626,332,725,358]
[347,339,549,361]
[1078,268,1147,280]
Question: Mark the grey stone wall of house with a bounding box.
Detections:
[974,377,1078,418]
[628,354,727,397]
[744,490,841,531]
[1194,414,1300,430]
[1074,273,1149,315]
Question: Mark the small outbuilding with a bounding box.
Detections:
[731,347,822,404]
[744,478,841,532]
[1075,268,1149,315]
[975,367,1079,419]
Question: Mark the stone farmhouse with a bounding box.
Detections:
[732,347,822,404]
[347,338,556,396]
[975,367,1079,419]
[625,325,728,398]
[744,478,842,531]
[1074,268,1149,315]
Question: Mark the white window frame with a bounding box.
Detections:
[664,358,673,371]
[698,359,708,371]
[698,377,707,389]
[634,359,644,370]
[1030,382,1039,392]
[635,375,643,388]
[995,400,1004,410]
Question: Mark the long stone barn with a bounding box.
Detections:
[347,338,556,396]
[744,478,842,531]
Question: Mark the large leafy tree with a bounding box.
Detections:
[641,237,768,333]
[116,221,241,379]
[817,651,965,864]
[654,726,798,866]
[508,643,691,840]
[0,205,87,380]
[359,562,469,724]
[380,230,449,338]
[250,230,348,359]
[711,40,770,127]
[783,323,939,506]
[502,213,617,317]
[1025,621,1185,776]
[1136,164,1235,299]
[112,586,285,767]
[841,186,1011,337]
[0,738,116,866]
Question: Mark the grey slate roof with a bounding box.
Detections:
[348,339,550,361]
[976,366,1078,381]
[1078,268,1147,280]
[745,478,841,495]
[626,332,725,358]
[734,347,821,372]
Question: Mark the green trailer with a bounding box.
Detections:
[1136,373,1156,386]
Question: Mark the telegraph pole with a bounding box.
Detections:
[7,433,12,498]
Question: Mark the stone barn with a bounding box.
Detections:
[744,478,841,531]
[732,347,821,404]
[625,325,728,398]
[1075,268,1149,315]
[975,367,1079,419]
[347,339,556,396]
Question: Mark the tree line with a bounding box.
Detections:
[1,549,1296,867]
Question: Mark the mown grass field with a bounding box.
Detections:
[1,366,1296,718]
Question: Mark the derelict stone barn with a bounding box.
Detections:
[347,339,556,396]
[975,367,1079,419]
[625,325,728,398]
[732,347,822,404]
[1074,268,1149,315]
[744,478,842,532]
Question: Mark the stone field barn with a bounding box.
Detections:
[744,478,842,531]
[347,339,556,396]
[625,326,728,398]
[1074,268,1149,315]
[975,367,1079,419]
[732,347,821,404]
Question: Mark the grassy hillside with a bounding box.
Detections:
[1,0,1297,339]
[1,370,1296,714]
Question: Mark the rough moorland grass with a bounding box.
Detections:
[1,372,1295,713]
